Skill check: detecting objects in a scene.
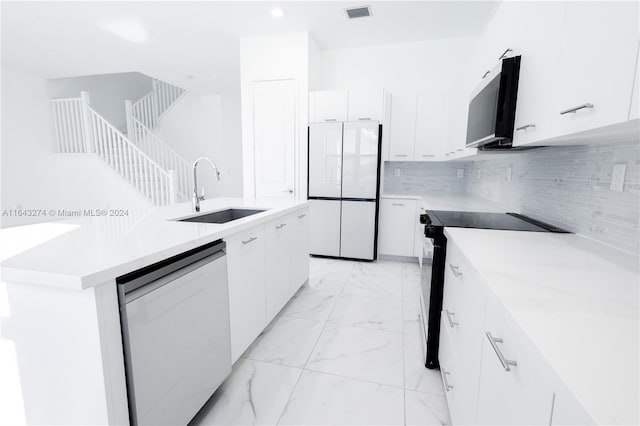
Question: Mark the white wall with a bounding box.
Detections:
[47,72,152,132]
[1,67,59,227]
[239,32,310,200]
[155,93,243,198]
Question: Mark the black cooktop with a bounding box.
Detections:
[424,210,569,233]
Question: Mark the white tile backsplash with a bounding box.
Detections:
[384,140,640,254]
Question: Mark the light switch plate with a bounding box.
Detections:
[457,169,464,178]
[611,164,626,192]
[394,168,401,177]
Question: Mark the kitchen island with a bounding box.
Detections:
[0,197,309,425]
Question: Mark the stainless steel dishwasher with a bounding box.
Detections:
[117,240,231,426]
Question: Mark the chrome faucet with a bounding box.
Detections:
[192,157,221,212]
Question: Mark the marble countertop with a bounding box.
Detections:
[445,228,639,425]
[0,197,308,290]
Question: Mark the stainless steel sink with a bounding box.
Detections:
[179,208,267,224]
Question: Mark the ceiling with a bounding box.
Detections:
[1,1,498,95]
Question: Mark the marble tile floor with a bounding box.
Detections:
[190,257,450,426]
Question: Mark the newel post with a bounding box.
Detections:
[80,91,93,153]
[168,170,178,204]
[125,100,135,143]
[151,79,160,125]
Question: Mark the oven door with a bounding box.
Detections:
[419,239,432,362]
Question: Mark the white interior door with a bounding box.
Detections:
[308,122,343,198]
[342,122,380,199]
[340,200,376,260]
[253,80,296,199]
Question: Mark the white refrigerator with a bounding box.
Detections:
[308,121,381,260]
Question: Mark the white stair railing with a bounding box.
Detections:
[50,91,178,206]
[130,79,185,129]
[129,117,191,200]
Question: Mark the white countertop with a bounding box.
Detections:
[445,228,639,425]
[0,198,308,291]
[382,193,504,212]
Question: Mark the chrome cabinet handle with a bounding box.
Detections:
[560,103,594,115]
[276,223,287,229]
[282,189,293,194]
[394,154,409,157]
[358,117,371,120]
[421,154,435,157]
[486,332,518,372]
[445,309,459,328]
[324,118,337,122]
[516,124,536,131]
[391,203,405,206]
[297,213,306,219]
[242,236,258,245]
[498,48,513,60]
[442,369,454,391]
[482,70,491,79]
[449,264,462,277]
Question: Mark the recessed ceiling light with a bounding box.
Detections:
[183,75,195,80]
[271,7,285,18]
[99,18,148,43]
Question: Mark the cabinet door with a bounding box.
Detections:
[312,90,348,122]
[555,1,639,136]
[476,297,554,425]
[291,208,310,291]
[309,199,341,257]
[415,89,446,160]
[389,90,417,161]
[308,122,343,198]
[342,121,380,199]
[348,89,383,122]
[512,1,565,147]
[265,216,293,321]
[340,200,376,260]
[226,225,267,362]
[378,198,416,257]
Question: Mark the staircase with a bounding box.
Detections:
[50,79,190,205]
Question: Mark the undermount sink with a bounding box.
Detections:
[179,208,267,224]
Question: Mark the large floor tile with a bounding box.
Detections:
[342,261,404,299]
[329,294,403,334]
[191,359,302,426]
[307,258,355,294]
[403,298,423,336]
[243,315,324,368]
[404,333,445,395]
[306,322,404,388]
[405,389,451,426]
[280,287,338,322]
[278,370,405,425]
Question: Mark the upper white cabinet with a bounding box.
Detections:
[552,1,639,139]
[512,1,565,146]
[629,42,640,121]
[348,89,384,122]
[310,90,348,122]
[389,89,417,160]
[378,198,416,257]
[415,89,446,159]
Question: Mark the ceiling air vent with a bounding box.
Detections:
[345,5,372,19]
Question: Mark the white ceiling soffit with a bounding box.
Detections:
[1,1,497,95]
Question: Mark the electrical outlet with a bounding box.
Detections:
[610,164,626,192]
[506,166,513,182]
[457,169,464,178]
[394,168,401,177]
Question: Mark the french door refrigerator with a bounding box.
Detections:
[308,121,381,261]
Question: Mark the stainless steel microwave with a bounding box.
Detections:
[465,56,521,150]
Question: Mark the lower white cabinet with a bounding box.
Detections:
[378,198,416,257]
[226,224,267,362]
[226,207,310,363]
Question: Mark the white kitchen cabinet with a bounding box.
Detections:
[226,224,267,363]
[476,295,555,425]
[512,1,566,147]
[340,200,376,260]
[553,1,639,139]
[630,42,640,121]
[414,89,446,160]
[308,122,343,198]
[388,89,417,160]
[310,90,348,122]
[309,199,341,257]
[291,207,310,291]
[348,88,384,122]
[378,198,416,257]
[413,203,425,258]
[265,215,293,321]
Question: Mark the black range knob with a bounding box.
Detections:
[419,213,431,225]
